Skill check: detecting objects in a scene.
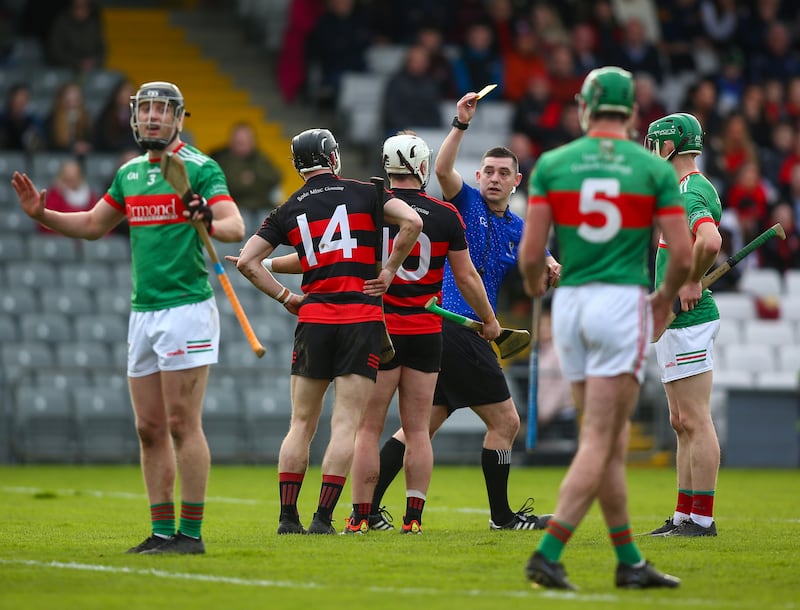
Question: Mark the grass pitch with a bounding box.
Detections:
[0,464,798,610]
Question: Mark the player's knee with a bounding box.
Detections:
[135,418,168,448]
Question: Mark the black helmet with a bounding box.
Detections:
[291,128,341,175]
[129,81,187,150]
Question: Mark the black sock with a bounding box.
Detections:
[371,437,406,514]
[481,448,512,524]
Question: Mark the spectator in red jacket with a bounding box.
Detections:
[39,158,97,234]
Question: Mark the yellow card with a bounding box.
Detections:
[476,84,497,99]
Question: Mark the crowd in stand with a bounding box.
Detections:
[277,0,800,278]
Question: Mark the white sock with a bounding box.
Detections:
[672,511,690,526]
[690,513,714,528]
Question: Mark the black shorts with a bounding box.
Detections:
[433,319,511,414]
[291,321,382,382]
[379,332,442,373]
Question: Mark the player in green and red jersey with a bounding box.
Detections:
[518,67,693,590]
[645,113,723,538]
[13,82,245,555]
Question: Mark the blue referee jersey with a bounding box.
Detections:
[441,182,523,318]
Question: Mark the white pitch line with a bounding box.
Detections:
[0,558,754,606]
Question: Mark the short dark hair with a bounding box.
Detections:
[482,146,518,173]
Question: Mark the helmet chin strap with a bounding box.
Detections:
[396,149,423,184]
[666,135,690,162]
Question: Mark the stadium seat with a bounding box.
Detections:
[72,385,137,463]
[779,294,800,321]
[242,379,291,463]
[203,386,247,463]
[19,312,73,343]
[712,292,755,321]
[58,261,115,291]
[777,345,800,373]
[753,371,798,390]
[741,319,796,347]
[82,236,131,262]
[0,151,27,181]
[0,207,38,234]
[29,152,73,186]
[0,313,18,342]
[95,287,131,316]
[4,260,59,290]
[714,319,741,346]
[719,343,777,374]
[0,286,39,314]
[84,153,122,192]
[365,44,408,75]
[0,233,28,261]
[57,341,111,368]
[12,385,79,463]
[431,408,487,464]
[74,313,128,342]
[784,270,800,295]
[40,287,95,316]
[738,267,782,297]
[712,368,754,389]
[27,236,80,262]
[1,342,54,383]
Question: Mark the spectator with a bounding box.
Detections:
[546,100,581,151]
[785,164,800,221]
[683,78,722,148]
[716,49,746,117]
[381,45,443,137]
[44,81,94,156]
[747,21,800,84]
[588,0,622,65]
[368,0,448,45]
[658,0,704,74]
[716,113,759,184]
[763,78,786,124]
[47,0,105,73]
[570,22,600,77]
[305,0,371,109]
[507,132,536,212]
[416,25,456,99]
[528,1,569,55]
[276,0,325,104]
[784,76,800,123]
[446,0,490,46]
[777,128,800,193]
[726,160,774,243]
[699,0,739,51]
[502,21,547,103]
[211,122,283,211]
[486,0,516,56]
[759,202,800,273]
[451,22,503,99]
[510,72,561,154]
[740,84,773,149]
[633,72,667,141]
[708,224,742,292]
[610,17,664,84]
[736,0,785,58]
[39,158,97,234]
[0,83,45,152]
[761,120,796,190]
[545,43,582,106]
[93,78,138,152]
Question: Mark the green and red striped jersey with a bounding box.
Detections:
[103,143,234,312]
[528,131,684,287]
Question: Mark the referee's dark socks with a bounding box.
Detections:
[316,474,346,522]
[279,472,305,521]
[482,448,513,524]
[371,437,406,514]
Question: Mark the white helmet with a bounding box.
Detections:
[382,134,431,187]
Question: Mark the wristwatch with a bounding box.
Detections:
[451,116,469,130]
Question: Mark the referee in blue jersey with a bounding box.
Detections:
[368,94,561,531]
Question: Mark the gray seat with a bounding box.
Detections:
[0,233,28,261]
[203,385,247,463]
[0,208,37,234]
[19,312,73,342]
[1,341,54,377]
[40,286,95,316]
[242,379,292,463]
[84,153,121,191]
[56,341,111,368]
[4,261,59,290]
[74,313,128,342]
[82,236,130,262]
[0,151,27,181]
[28,236,80,261]
[0,313,18,341]
[58,261,114,290]
[12,385,79,463]
[73,385,137,463]
[0,286,39,314]
[30,152,73,186]
[95,287,131,316]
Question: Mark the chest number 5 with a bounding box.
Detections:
[578,178,621,243]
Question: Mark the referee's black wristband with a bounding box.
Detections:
[451,116,469,130]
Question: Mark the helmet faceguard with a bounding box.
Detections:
[382,134,431,187]
[644,112,704,161]
[291,128,341,176]
[129,81,187,151]
[576,66,634,132]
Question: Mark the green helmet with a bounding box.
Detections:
[644,112,704,160]
[576,66,634,132]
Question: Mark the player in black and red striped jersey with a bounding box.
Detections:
[233,128,422,536]
[344,133,501,535]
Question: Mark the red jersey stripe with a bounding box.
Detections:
[548,191,657,228]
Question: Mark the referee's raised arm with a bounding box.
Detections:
[435,93,478,200]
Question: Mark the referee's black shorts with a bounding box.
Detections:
[433,319,511,414]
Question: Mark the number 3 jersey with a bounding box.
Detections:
[528,132,685,288]
[382,187,468,336]
[257,173,385,325]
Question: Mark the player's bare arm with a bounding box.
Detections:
[234,233,302,313]
[435,93,479,200]
[13,171,124,238]
[518,203,552,297]
[377,195,423,274]
[651,212,693,335]
[190,199,244,243]
[678,221,722,311]
[447,248,501,341]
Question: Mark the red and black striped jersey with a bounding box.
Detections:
[384,187,467,335]
[258,173,387,325]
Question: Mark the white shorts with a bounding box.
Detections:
[654,319,719,383]
[127,297,220,377]
[552,284,651,384]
